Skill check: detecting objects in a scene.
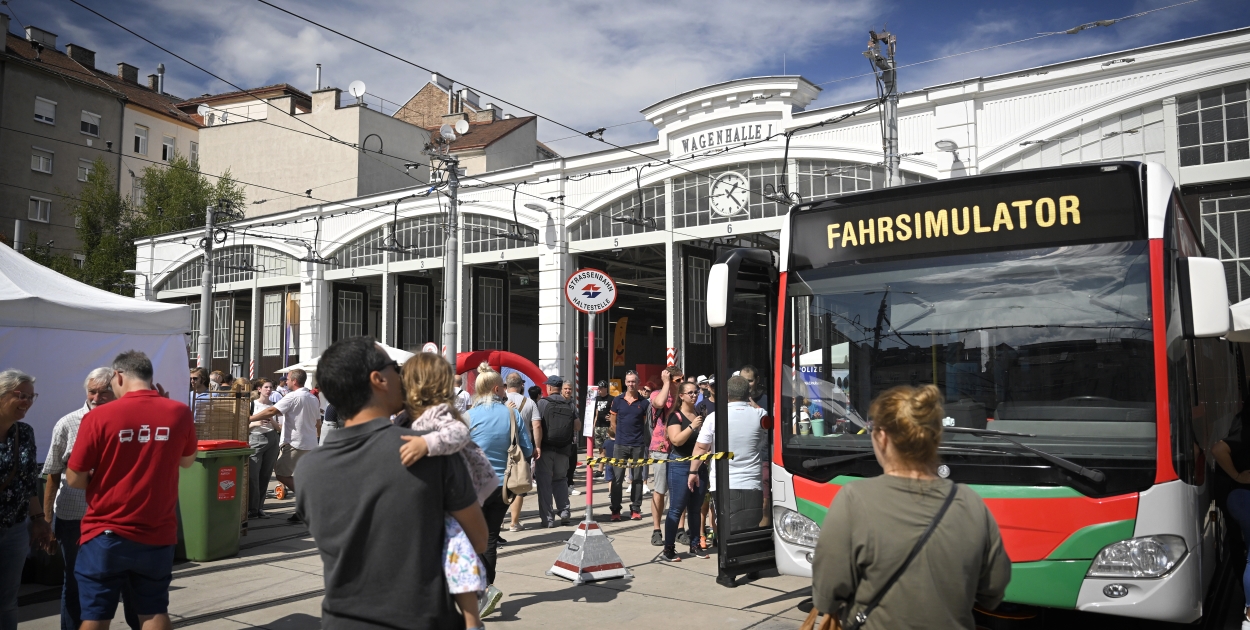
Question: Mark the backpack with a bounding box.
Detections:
[540,396,578,446]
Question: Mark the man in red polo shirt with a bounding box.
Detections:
[67,351,197,630]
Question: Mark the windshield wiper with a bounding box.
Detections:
[944,426,1106,483]
[801,445,1014,469]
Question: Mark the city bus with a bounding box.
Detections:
[703,161,1246,624]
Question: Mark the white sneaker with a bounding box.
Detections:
[479,585,503,617]
[643,483,650,495]
[1241,617,1250,630]
[571,489,582,495]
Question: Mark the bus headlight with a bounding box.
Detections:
[1087,535,1187,578]
[773,506,821,548]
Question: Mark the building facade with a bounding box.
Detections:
[135,27,1250,384]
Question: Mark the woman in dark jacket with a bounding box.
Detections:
[811,385,1011,629]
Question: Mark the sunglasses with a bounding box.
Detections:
[374,360,401,374]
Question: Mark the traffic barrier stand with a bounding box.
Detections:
[547,519,630,585]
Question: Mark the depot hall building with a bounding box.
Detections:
[135,27,1250,385]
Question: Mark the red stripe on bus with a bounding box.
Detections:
[774,271,789,464]
[1150,239,1177,483]
[983,493,1138,562]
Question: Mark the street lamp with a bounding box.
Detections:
[122,270,153,301]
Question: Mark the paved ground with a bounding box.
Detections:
[16,465,1248,629]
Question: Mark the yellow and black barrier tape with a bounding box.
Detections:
[584,451,734,468]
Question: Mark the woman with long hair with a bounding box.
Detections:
[810,385,1011,629]
[658,381,706,562]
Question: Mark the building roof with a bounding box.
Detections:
[431,115,536,151]
[4,32,199,127]
[178,84,312,108]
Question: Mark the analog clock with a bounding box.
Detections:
[709,171,749,217]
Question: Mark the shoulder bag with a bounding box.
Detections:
[502,408,533,503]
[801,482,960,630]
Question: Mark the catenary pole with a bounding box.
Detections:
[196,204,215,368]
[866,31,900,187]
[441,156,460,370]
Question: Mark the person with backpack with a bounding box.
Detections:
[809,385,1010,629]
[535,376,578,528]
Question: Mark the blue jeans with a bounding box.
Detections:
[0,520,29,630]
[55,518,140,630]
[1228,489,1250,604]
[663,453,707,550]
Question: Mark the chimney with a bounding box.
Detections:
[24,26,56,48]
[431,72,453,91]
[442,112,469,127]
[478,103,502,123]
[0,13,9,37]
[157,63,165,94]
[458,88,480,109]
[312,87,340,113]
[117,63,138,84]
[66,44,95,69]
[147,74,159,91]
[315,63,322,91]
[503,113,515,120]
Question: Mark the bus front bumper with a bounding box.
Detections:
[1073,550,1201,623]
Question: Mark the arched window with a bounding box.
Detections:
[157,246,298,291]
[331,215,446,269]
[569,184,665,241]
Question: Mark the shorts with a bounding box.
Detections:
[76,533,174,619]
[274,444,309,477]
[648,450,669,495]
[593,426,610,449]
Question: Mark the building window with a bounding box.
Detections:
[1179,82,1249,167]
[232,319,247,368]
[463,214,538,253]
[78,159,93,182]
[262,293,283,356]
[212,299,231,359]
[476,277,505,350]
[401,283,429,351]
[1201,194,1250,301]
[189,303,200,360]
[157,247,299,291]
[189,141,199,163]
[133,183,144,207]
[687,256,711,344]
[28,198,51,223]
[34,97,55,124]
[162,135,175,161]
[331,216,446,269]
[570,184,665,241]
[671,162,785,229]
[31,148,53,174]
[134,124,149,155]
[80,111,101,136]
[337,290,364,339]
[72,254,85,268]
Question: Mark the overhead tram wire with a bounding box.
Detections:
[64,0,431,189]
[812,0,1200,87]
[250,0,884,209]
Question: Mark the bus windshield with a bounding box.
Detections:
[782,241,1156,491]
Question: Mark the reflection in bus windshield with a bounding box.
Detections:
[784,241,1155,460]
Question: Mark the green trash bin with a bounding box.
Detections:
[178,439,251,561]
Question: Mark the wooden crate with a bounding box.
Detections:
[192,392,252,528]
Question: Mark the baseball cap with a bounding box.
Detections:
[546,375,564,386]
[696,375,708,384]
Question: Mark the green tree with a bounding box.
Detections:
[136,153,245,233]
[69,158,142,292]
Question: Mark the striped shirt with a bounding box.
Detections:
[40,402,91,520]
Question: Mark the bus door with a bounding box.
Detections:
[709,250,777,587]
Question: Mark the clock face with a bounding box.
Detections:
[709,172,750,217]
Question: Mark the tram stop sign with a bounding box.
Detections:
[564,268,617,313]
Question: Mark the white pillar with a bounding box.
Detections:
[249,245,261,379]
[664,177,682,368]
[381,224,394,346]
[1161,96,1181,183]
[538,198,570,379]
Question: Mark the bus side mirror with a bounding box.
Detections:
[1178,257,1230,339]
[707,263,730,328]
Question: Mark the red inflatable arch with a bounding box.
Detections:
[455,350,548,395]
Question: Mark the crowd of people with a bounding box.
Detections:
[0,340,1025,630]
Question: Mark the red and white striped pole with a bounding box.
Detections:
[584,316,595,516]
[248,359,255,380]
[666,347,676,367]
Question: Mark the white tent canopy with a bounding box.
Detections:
[276,343,416,374]
[0,244,191,458]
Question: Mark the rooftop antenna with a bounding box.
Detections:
[349,80,367,107]
[454,118,469,136]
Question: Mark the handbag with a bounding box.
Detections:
[502,407,533,502]
[804,482,960,630]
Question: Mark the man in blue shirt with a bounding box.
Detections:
[608,370,650,521]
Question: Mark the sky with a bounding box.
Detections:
[9,0,1248,156]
